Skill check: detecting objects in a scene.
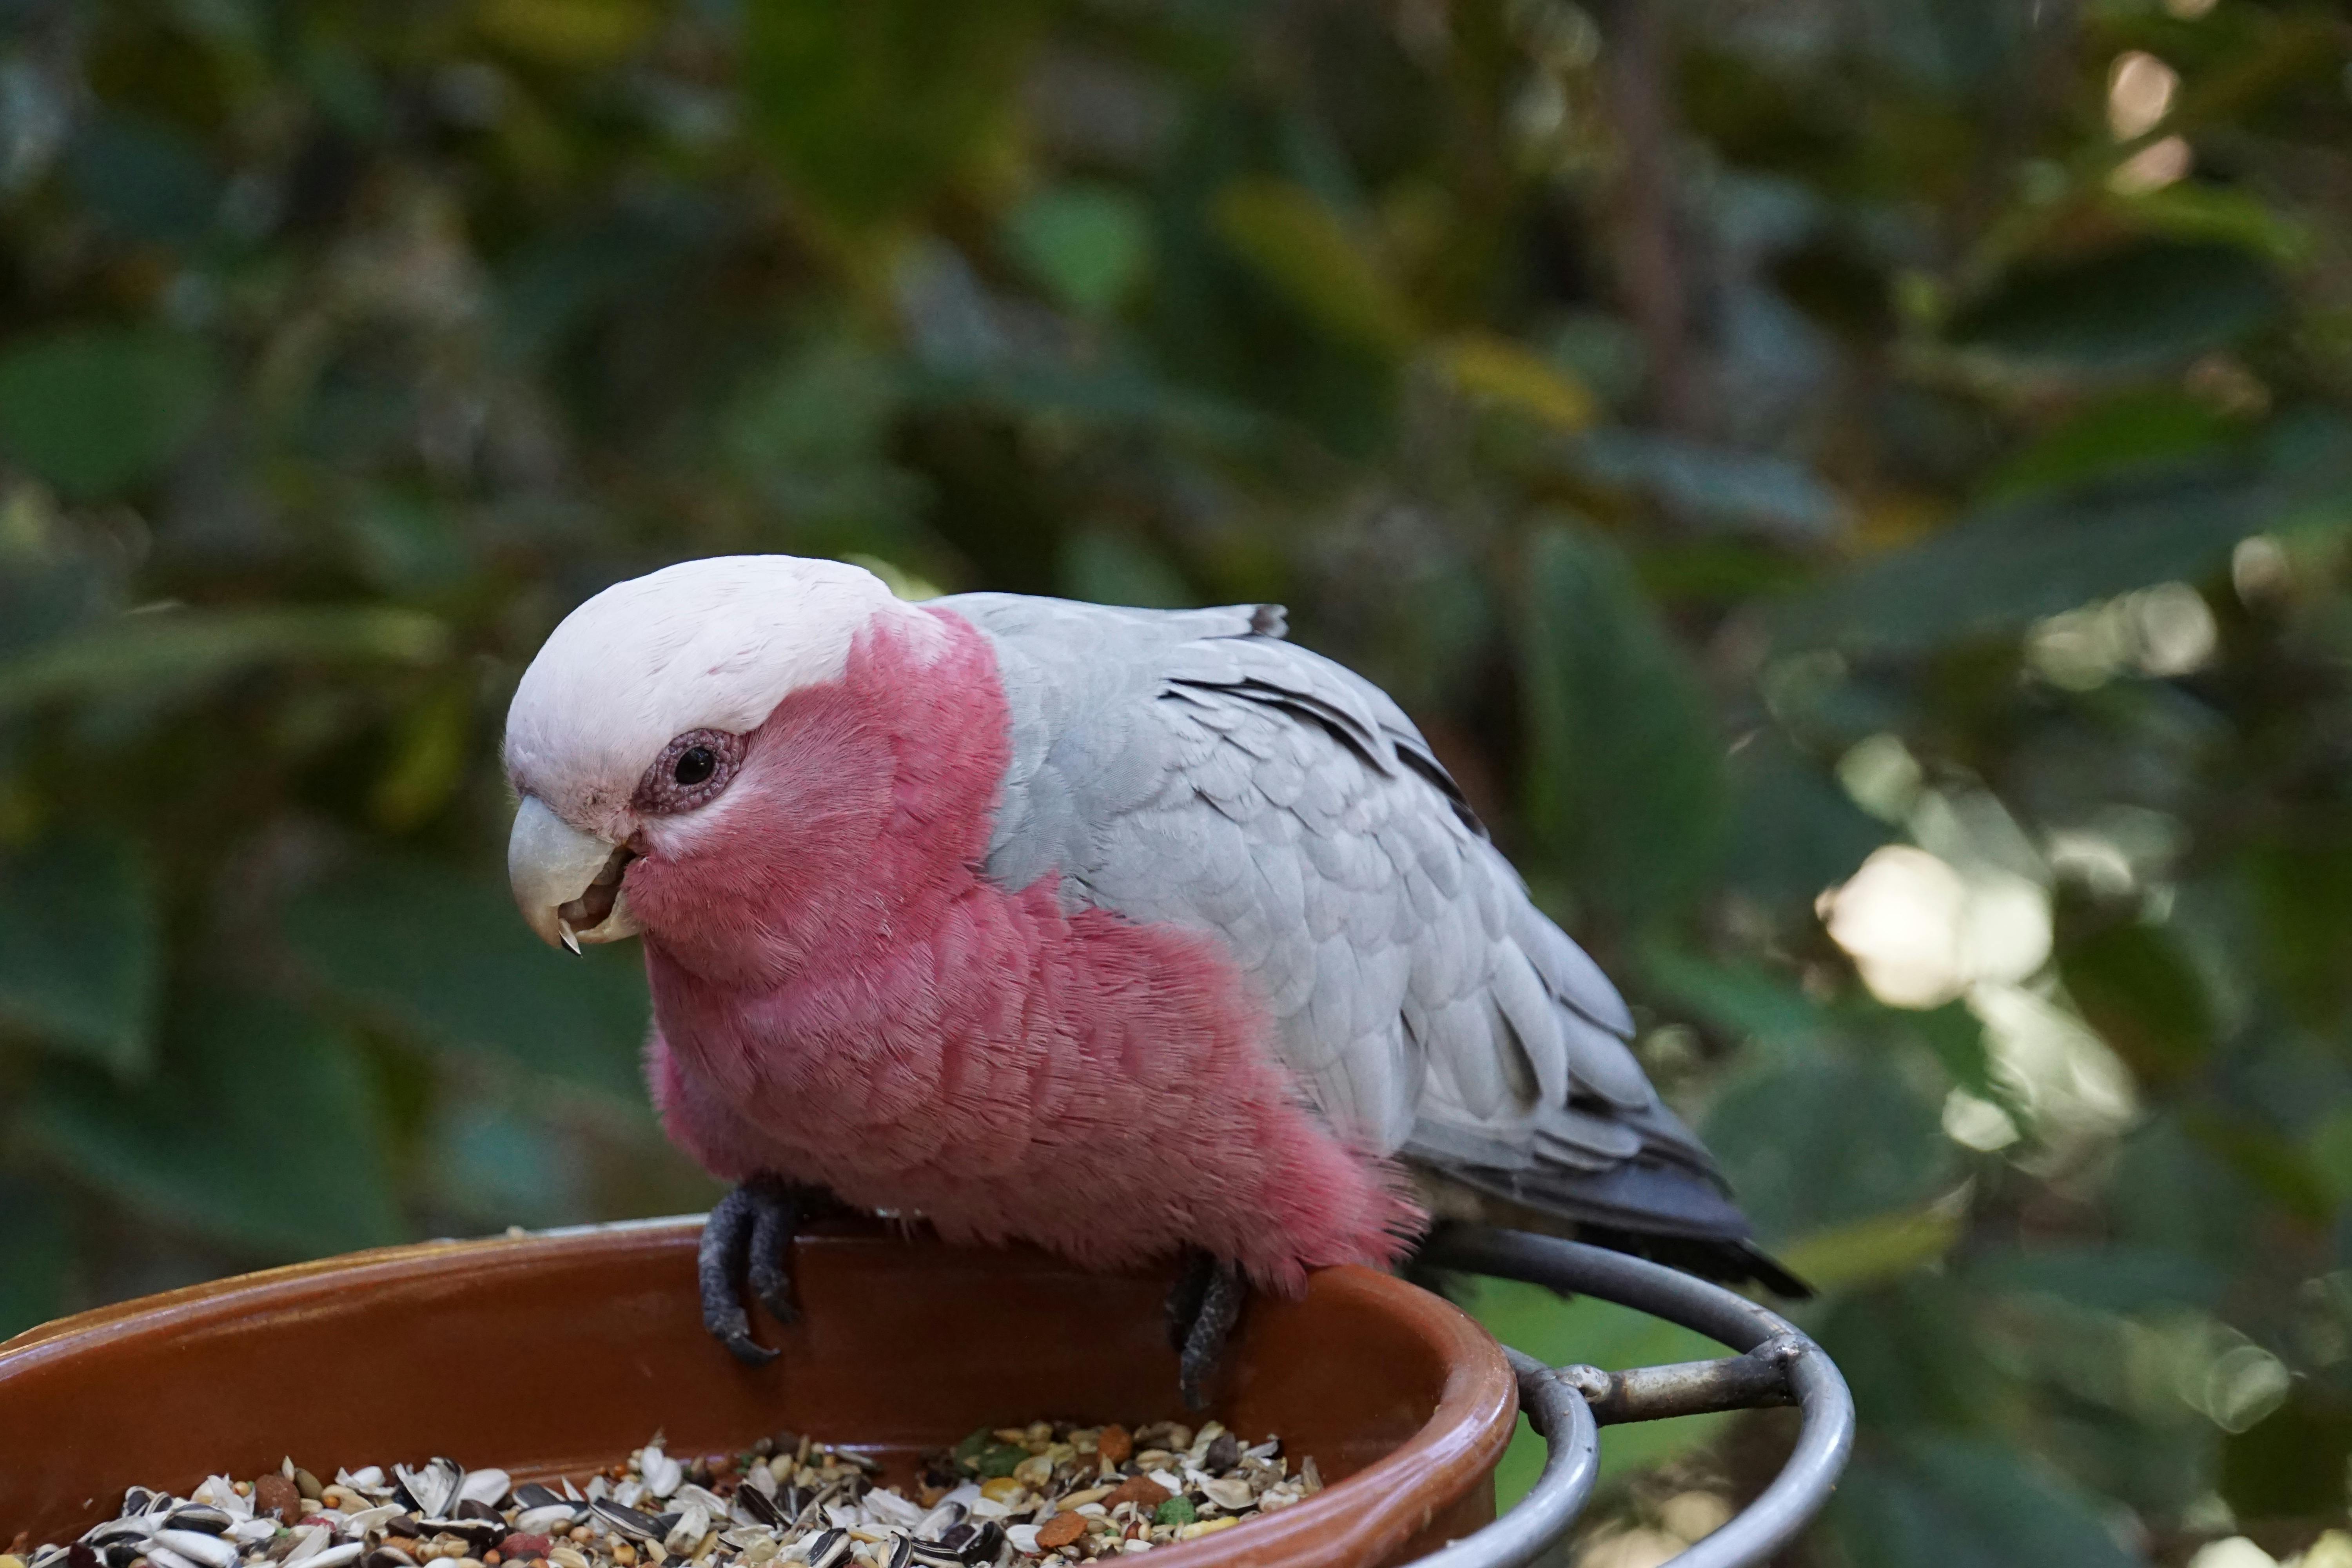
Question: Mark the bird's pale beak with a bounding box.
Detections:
[508,794,641,954]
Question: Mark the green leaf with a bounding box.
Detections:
[1895,1002,2018,1119]
[476,0,659,69]
[1715,730,1888,908]
[1970,1243,2224,1314]
[722,332,923,533]
[1636,946,1827,1045]
[2110,1112,2267,1271]
[1984,389,2238,502]
[0,605,450,718]
[2106,183,2312,266]
[2242,836,2352,1028]
[1829,1438,2140,1568]
[425,1097,591,1230]
[0,328,218,500]
[743,0,1042,225]
[1567,430,1847,542]
[2219,1386,2352,1519]
[66,116,221,245]
[282,856,652,1104]
[27,989,403,1258]
[0,1172,72,1339]
[0,832,159,1074]
[1813,1279,1997,1435]
[1702,1049,1955,1243]
[1950,240,2284,374]
[1003,185,1152,318]
[2060,921,2214,1086]
[1059,532,1190,609]
[0,548,117,662]
[1517,524,1726,926]
[1210,177,1417,357]
[1432,334,1596,432]
[1465,1276,1733,1499]
[2308,1108,2352,1208]
[1772,466,2310,655]
[2180,1106,2334,1227]
[1777,1204,1961,1292]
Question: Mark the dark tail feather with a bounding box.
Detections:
[1730,1239,1814,1301]
[1566,1222,1814,1301]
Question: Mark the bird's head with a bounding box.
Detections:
[502,554,942,954]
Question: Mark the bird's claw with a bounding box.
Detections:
[1166,1250,1248,1412]
[707,1301,780,1367]
[698,1174,814,1366]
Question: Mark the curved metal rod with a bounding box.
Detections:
[1420,1226,1856,1568]
[1408,1347,1601,1568]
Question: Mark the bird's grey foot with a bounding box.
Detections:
[698,1174,837,1367]
[1166,1249,1248,1411]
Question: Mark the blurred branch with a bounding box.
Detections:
[1593,0,1704,436]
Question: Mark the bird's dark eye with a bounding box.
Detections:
[635,727,740,813]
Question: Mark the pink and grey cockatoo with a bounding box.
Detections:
[504,555,1801,1400]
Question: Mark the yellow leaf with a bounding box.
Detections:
[1210,177,1417,356]
[1778,1204,1963,1292]
[371,682,475,832]
[1434,333,1597,431]
[478,0,659,69]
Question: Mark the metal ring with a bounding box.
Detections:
[1414,1226,1856,1568]
[1406,1347,1601,1568]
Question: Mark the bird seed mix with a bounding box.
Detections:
[4,1420,1324,1568]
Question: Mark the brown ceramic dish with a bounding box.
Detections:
[0,1220,1516,1568]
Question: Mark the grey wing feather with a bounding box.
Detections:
[936,590,1774,1267]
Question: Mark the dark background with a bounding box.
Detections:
[4,2,2350,1564]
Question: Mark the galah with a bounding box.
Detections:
[505,555,1802,1401]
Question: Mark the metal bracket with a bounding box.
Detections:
[1411,1227,1855,1568]
[1559,1335,1803,1427]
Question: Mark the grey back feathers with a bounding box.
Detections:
[937,592,1770,1260]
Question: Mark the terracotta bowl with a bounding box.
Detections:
[0,1221,1516,1568]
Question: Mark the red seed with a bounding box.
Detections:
[1101,1477,1169,1511]
[1034,1515,1087,1551]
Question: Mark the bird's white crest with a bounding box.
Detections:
[505,554,940,835]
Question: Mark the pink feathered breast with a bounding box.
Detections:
[623,609,1417,1292]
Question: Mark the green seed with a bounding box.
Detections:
[977,1444,1028,1479]
[1154,1498,1198,1526]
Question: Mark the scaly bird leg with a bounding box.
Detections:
[1165,1249,1249,1412]
[699,1174,842,1367]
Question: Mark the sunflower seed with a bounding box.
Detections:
[662,1504,709,1557]
[637,1449,682,1502]
[280,1527,332,1566]
[590,1501,664,1544]
[394,1464,463,1522]
[513,1505,580,1536]
[159,1509,232,1537]
[456,1473,510,1510]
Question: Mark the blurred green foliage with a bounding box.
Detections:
[2,1,2351,1563]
